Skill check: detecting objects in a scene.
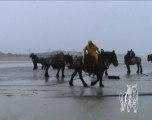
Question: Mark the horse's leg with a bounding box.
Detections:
[140,64,143,74]
[90,76,99,86]
[105,69,108,76]
[136,64,139,74]
[56,67,60,78]
[61,65,65,78]
[91,76,99,86]
[36,63,38,69]
[43,63,46,70]
[41,64,43,69]
[78,70,88,87]
[33,62,37,70]
[126,64,130,74]
[69,70,78,86]
[99,72,104,87]
[45,65,50,77]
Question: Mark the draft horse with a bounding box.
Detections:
[44,52,73,78]
[69,50,118,87]
[30,53,45,70]
[101,50,117,76]
[124,52,142,74]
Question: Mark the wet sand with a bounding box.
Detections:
[0,58,152,120]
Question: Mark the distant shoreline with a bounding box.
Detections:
[0,55,30,61]
[0,52,30,61]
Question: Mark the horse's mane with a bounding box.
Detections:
[101,51,117,63]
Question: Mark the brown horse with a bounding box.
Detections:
[44,52,74,78]
[69,50,118,87]
[124,51,142,74]
[147,54,152,62]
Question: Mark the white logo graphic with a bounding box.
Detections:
[119,83,138,113]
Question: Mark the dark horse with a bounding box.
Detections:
[124,51,142,74]
[30,53,45,70]
[147,54,152,62]
[101,50,117,76]
[44,52,73,78]
[69,50,118,87]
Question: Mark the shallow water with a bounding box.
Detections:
[0,61,32,68]
[0,95,151,120]
[0,58,152,120]
[0,58,151,94]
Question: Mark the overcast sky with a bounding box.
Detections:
[0,1,152,55]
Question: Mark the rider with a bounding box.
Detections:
[130,49,135,59]
[83,40,100,64]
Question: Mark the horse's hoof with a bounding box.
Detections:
[84,84,89,87]
[62,75,65,78]
[127,72,130,75]
[90,82,94,86]
[69,81,73,86]
[45,74,49,78]
[100,84,104,87]
[45,77,49,82]
[56,75,59,78]
[90,81,97,86]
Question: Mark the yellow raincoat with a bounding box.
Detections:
[83,41,100,63]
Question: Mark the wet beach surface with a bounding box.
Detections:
[0,60,152,120]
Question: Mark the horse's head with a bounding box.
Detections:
[29,53,34,58]
[30,53,37,59]
[102,50,119,67]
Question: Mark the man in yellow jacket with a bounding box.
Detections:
[83,40,100,64]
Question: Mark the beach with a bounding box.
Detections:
[0,55,152,120]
